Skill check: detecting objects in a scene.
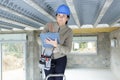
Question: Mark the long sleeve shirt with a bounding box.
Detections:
[41,22,73,59]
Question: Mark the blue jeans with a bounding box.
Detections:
[44,56,67,80]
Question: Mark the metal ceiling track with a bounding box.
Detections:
[0,17,38,30]
[23,0,56,21]
[94,0,113,27]
[66,0,81,28]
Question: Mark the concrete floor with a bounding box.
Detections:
[2,68,119,80]
[3,68,25,80]
[65,68,119,80]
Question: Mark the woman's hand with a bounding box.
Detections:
[45,38,58,47]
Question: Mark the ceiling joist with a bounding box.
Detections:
[23,0,55,21]
[66,0,81,28]
[0,25,12,30]
[94,0,113,27]
[111,18,120,26]
[0,5,43,26]
[0,24,24,30]
[0,17,37,30]
[0,24,13,29]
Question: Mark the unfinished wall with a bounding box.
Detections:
[67,33,111,69]
[110,29,120,80]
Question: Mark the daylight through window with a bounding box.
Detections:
[71,36,97,54]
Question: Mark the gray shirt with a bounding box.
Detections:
[41,22,73,59]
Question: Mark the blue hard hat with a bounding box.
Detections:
[56,4,70,16]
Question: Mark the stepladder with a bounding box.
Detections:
[45,74,66,80]
[39,64,66,80]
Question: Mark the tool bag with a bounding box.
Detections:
[39,53,52,70]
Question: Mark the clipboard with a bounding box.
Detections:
[40,32,60,48]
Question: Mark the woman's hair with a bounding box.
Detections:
[56,14,70,24]
[66,15,70,24]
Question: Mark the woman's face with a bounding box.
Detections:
[56,13,68,26]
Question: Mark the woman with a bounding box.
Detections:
[41,4,73,80]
